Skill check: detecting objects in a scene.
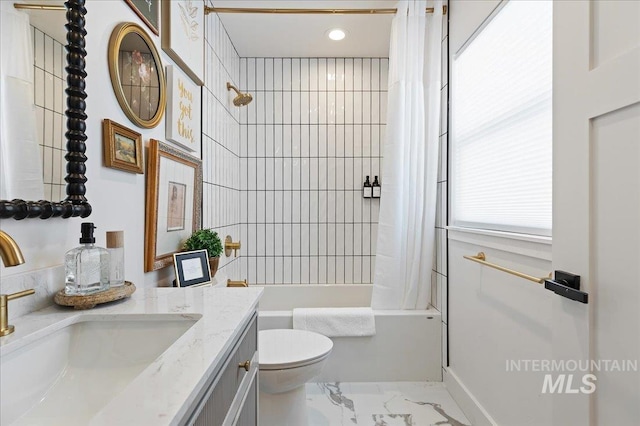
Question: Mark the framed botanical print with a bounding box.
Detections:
[162,0,204,85]
[145,139,202,272]
[165,65,202,156]
[102,119,144,173]
[124,0,160,35]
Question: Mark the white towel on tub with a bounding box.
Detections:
[292,307,376,337]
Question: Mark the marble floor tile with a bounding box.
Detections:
[306,382,470,426]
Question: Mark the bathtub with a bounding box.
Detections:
[256,284,442,382]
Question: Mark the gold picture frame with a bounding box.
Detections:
[123,0,160,36]
[161,0,204,85]
[145,139,202,272]
[102,119,144,174]
[108,22,166,129]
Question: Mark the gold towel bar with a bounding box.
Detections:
[205,6,447,16]
[463,252,550,284]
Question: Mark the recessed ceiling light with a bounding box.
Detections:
[328,29,346,41]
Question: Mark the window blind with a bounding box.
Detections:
[451,0,553,236]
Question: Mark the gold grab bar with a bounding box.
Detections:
[463,252,549,284]
[13,3,65,11]
[227,279,248,288]
[205,6,447,16]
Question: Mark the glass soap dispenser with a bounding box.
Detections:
[64,222,110,295]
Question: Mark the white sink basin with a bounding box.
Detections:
[0,314,200,425]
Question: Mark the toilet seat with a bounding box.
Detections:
[259,329,333,371]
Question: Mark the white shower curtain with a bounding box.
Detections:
[0,2,44,200]
[372,0,442,309]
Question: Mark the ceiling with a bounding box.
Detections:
[17,0,395,57]
[212,0,396,57]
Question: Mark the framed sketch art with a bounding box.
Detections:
[162,0,204,85]
[124,0,160,35]
[145,139,202,272]
[166,65,202,156]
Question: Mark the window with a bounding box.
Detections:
[451,0,552,236]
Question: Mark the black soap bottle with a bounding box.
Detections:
[372,176,381,198]
[363,176,372,198]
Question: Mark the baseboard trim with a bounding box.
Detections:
[444,368,498,426]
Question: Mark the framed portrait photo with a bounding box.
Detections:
[124,0,160,36]
[173,250,211,287]
[145,139,202,272]
[102,119,144,174]
[162,0,204,85]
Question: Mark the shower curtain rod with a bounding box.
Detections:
[13,3,65,11]
[205,6,447,15]
[13,3,447,15]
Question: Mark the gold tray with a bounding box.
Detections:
[54,281,136,310]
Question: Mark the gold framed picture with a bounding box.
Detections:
[123,0,160,36]
[145,139,202,272]
[162,0,204,85]
[102,119,144,174]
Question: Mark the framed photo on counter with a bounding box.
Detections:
[173,249,211,287]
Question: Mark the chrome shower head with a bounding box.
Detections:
[227,82,253,107]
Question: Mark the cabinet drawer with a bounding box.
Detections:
[190,313,257,426]
[233,318,257,385]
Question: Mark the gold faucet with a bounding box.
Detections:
[0,230,25,267]
[227,279,248,287]
[1,289,35,336]
[0,230,34,336]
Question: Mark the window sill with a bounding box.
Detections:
[447,226,552,261]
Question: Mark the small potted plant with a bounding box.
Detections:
[183,229,223,278]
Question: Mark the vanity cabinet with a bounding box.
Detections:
[183,313,258,426]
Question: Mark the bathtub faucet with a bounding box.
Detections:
[227,279,248,287]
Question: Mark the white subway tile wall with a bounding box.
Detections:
[239,58,388,285]
[202,11,241,279]
[32,27,66,201]
[433,5,450,372]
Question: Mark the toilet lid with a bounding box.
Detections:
[259,329,333,370]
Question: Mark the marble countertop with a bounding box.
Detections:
[0,286,263,425]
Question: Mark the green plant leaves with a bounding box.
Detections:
[183,229,223,257]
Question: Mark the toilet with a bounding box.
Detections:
[258,329,333,426]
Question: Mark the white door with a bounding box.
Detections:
[553,1,640,425]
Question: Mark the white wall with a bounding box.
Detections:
[1,1,239,304]
[446,1,555,425]
[238,58,387,285]
[1,1,165,288]
[431,2,450,378]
